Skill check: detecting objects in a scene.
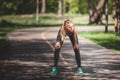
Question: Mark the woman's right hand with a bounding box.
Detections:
[55,42,61,48]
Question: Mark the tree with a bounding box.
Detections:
[88,0,106,24]
[41,0,46,14]
[58,0,63,17]
[64,0,79,14]
[105,0,108,33]
[36,0,39,21]
[113,0,120,35]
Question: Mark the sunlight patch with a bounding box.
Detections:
[7,60,48,67]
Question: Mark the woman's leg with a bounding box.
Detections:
[53,41,63,67]
[51,41,63,73]
[69,35,81,67]
[69,35,83,73]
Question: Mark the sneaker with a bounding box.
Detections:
[77,67,83,73]
[51,67,57,74]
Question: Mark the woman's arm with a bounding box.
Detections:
[73,28,77,44]
[73,27,79,49]
[55,27,65,48]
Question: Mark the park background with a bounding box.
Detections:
[0,0,120,59]
[0,0,119,53]
[0,0,120,80]
[0,0,114,24]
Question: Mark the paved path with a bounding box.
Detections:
[1,26,120,80]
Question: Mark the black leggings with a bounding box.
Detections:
[53,34,81,67]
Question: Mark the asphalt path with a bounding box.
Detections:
[1,26,120,80]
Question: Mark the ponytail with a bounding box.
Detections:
[60,23,66,41]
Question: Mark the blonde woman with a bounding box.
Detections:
[51,19,83,74]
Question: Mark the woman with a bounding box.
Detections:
[51,19,83,74]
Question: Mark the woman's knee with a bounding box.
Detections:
[55,42,61,49]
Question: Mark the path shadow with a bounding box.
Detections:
[0,37,80,80]
[0,38,54,80]
[0,19,59,61]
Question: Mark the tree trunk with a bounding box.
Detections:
[113,0,120,34]
[36,0,39,21]
[88,0,96,23]
[41,0,46,14]
[58,0,63,17]
[78,0,81,13]
[88,0,106,24]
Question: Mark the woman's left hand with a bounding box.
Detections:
[74,43,79,50]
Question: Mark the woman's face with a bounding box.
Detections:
[64,20,73,33]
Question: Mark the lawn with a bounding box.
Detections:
[0,14,90,25]
[79,31,120,53]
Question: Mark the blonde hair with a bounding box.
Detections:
[60,19,73,41]
[60,23,66,41]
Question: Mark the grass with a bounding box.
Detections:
[0,14,114,26]
[0,14,90,25]
[79,31,120,53]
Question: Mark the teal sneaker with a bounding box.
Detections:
[51,67,57,74]
[77,67,83,74]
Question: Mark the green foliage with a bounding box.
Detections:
[0,0,17,15]
[0,0,36,15]
[46,0,58,13]
[108,0,113,14]
[3,2,15,9]
[15,0,36,14]
[94,0,99,6]
[79,0,88,14]
[0,0,114,15]
[79,31,120,53]
[65,0,79,13]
